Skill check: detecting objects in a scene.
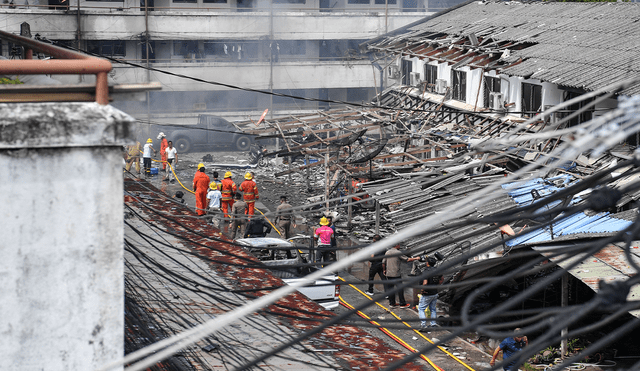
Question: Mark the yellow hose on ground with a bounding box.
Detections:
[166,161,195,195]
[339,294,443,371]
[337,277,476,371]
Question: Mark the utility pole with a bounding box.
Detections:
[347,177,353,228]
[325,147,330,210]
[561,272,569,358]
[305,154,311,191]
[145,0,151,140]
[76,0,82,82]
[385,0,388,34]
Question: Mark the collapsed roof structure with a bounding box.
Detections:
[232,0,640,324]
[122,178,426,370]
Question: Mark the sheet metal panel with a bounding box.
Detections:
[542,244,640,318]
[369,1,640,93]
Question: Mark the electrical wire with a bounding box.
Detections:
[99,76,640,371]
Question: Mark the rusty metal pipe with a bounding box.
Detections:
[95,72,109,105]
[0,59,112,75]
[0,30,112,105]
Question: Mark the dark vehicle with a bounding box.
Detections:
[170,115,254,153]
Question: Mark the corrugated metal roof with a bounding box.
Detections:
[539,243,640,317]
[367,0,640,94]
[501,177,634,246]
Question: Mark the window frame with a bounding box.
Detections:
[522,82,542,118]
[86,40,126,58]
[484,75,501,107]
[451,69,466,102]
[424,64,437,87]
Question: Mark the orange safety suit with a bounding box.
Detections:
[220,178,237,218]
[160,138,168,170]
[239,179,259,216]
[193,171,211,216]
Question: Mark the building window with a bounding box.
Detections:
[424,64,437,86]
[484,75,501,106]
[348,0,369,3]
[279,41,306,56]
[204,41,224,55]
[141,41,155,62]
[173,0,196,3]
[203,40,258,61]
[86,40,125,58]
[273,0,305,3]
[563,90,593,127]
[522,82,542,118]
[173,41,199,56]
[452,69,466,101]
[203,0,226,3]
[401,59,412,86]
[374,0,397,4]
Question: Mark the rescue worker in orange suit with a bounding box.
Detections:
[193,163,211,216]
[220,171,237,219]
[239,172,259,216]
[158,132,168,171]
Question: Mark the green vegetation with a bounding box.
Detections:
[0,77,23,84]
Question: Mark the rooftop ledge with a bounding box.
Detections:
[0,102,135,149]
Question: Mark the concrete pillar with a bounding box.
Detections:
[0,103,134,371]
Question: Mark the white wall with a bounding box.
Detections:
[1,9,427,41]
[438,62,451,87]
[466,67,482,106]
[109,59,375,90]
[0,102,134,371]
[541,81,563,110]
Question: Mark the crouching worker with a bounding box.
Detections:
[490,329,528,371]
[244,216,272,238]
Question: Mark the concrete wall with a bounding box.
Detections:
[109,60,375,90]
[0,102,134,371]
[1,10,427,41]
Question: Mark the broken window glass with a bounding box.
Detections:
[452,69,466,102]
[522,82,542,118]
[424,64,437,89]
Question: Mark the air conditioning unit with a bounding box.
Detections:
[410,72,422,86]
[193,103,207,110]
[489,92,504,111]
[435,79,447,94]
[388,65,400,79]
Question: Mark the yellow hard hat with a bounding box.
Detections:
[209,182,218,190]
[244,172,253,180]
[224,171,233,178]
[146,138,153,143]
[319,217,329,226]
[197,163,205,169]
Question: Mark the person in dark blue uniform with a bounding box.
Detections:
[490,329,528,371]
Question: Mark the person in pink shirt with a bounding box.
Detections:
[314,216,335,265]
